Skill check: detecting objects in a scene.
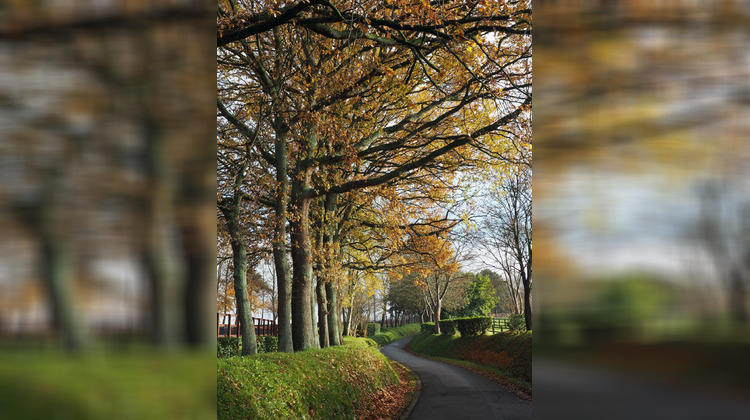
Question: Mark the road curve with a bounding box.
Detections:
[381,336,531,420]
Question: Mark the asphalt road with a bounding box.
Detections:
[533,358,750,420]
[380,336,531,420]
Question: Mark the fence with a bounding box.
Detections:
[491,316,511,334]
[216,313,278,338]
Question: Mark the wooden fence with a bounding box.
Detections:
[216,313,278,338]
[491,317,511,334]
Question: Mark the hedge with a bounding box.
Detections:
[218,337,240,358]
[455,317,492,337]
[420,322,436,334]
[438,319,457,336]
[507,314,526,333]
[218,336,279,357]
[366,323,381,337]
[259,336,278,353]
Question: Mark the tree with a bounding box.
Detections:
[1,1,216,351]
[457,273,500,317]
[218,0,531,350]
[479,162,532,329]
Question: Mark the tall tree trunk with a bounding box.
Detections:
[326,282,341,346]
[434,298,442,334]
[273,243,293,352]
[273,128,293,353]
[41,238,87,351]
[523,278,532,331]
[226,207,257,356]
[179,195,216,349]
[310,273,319,348]
[290,202,314,351]
[316,277,329,348]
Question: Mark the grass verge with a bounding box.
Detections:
[408,331,531,398]
[218,337,406,419]
[0,349,216,419]
[369,323,421,347]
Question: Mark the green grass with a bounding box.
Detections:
[409,331,531,389]
[0,349,216,419]
[218,337,400,419]
[368,323,421,347]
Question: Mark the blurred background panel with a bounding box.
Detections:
[535,1,750,419]
[0,1,216,419]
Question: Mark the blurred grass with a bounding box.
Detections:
[0,349,215,420]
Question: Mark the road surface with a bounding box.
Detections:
[381,336,531,420]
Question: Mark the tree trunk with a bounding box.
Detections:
[273,127,293,352]
[326,282,341,346]
[273,243,293,352]
[434,298,442,334]
[290,210,314,351]
[523,279,532,331]
[41,239,87,351]
[316,278,329,348]
[179,203,215,349]
[227,213,257,356]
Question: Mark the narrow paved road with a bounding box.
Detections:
[381,336,531,420]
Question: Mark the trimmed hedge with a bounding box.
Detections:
[218,337,240,358]
[507,314,526,333]
[438,319,457,336]
[366,323,381,337]
[219,336,279,357]
[259,336,278,353]
[455,317,492,337]
[421,322,436,334]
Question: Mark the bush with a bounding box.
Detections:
[438,319,457,336]
[421,322,436,334]
[366,323,381,337]
[507,314,526,333]
[455,317,492,337]
[259,336,278,353]
[356,324,366,337]
[218,337,240,358]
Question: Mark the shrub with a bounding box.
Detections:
[421,322,436,334]
[507,314,526,333]
[217,337,240,358]
[366,323,381,337]
[455,317,492,337]
[438,319,457,336]
[259,336,278,353]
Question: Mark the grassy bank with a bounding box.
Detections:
[409,331,531,395]
[0,349,215,419]
[218,337,403,419]
[369,323,421,347]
